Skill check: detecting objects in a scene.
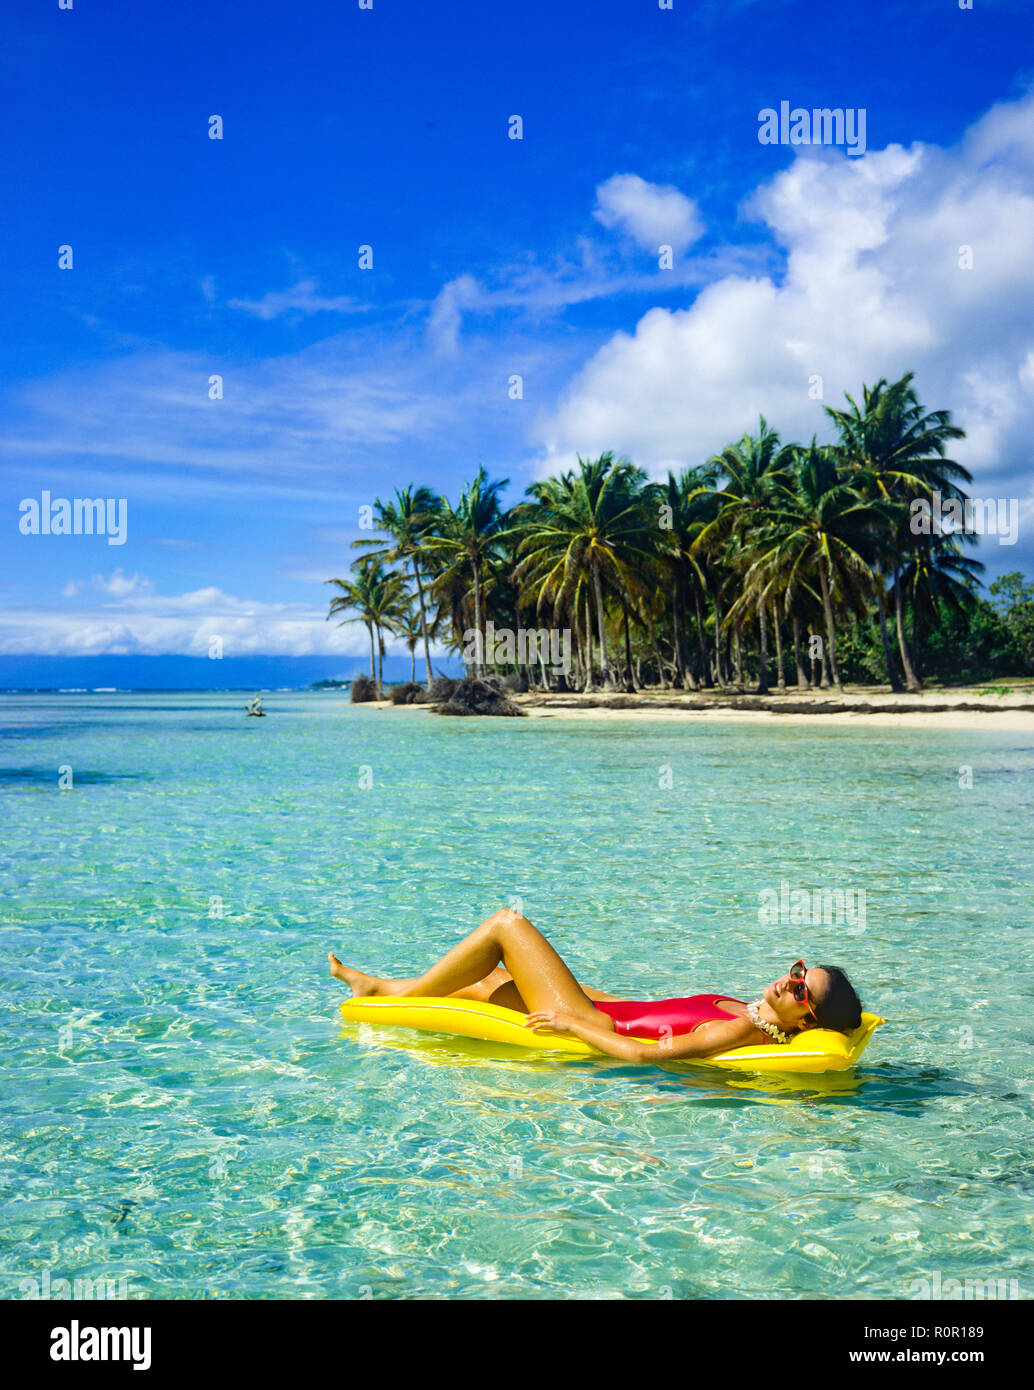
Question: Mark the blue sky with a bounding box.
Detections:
[2,0,1033,686]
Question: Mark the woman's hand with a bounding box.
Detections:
[524,1009,657,1064]
[524,1009,576,1034]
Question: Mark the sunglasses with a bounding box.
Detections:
[789,960,819,1021]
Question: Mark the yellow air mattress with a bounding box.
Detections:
[340,997,885,1073]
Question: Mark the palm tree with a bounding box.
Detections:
[661,464,723,688]
[825,373,970,691]
[326,568,378,682]
[736,442,892,692]
[511,474,596,688]
[393,598,429,683]
[354,486,442,690]
[324,370,992,697]
[425,467,508,678]
[900,530,984,680]
[697,419,796,693]
[326,558,408,694]
[514,453,657,691]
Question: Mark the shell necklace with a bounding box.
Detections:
[747,999,791,1044]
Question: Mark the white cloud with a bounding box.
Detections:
[0,573,456,660]
[0,180,759,495]
[92,568,154,598]
[428,274,484,354]
[0,333,495,487]
[540,92,1034,531]
[228,278,368,320]
[58,572,155,601]
[422,198,757,352]
[1,581,386,658]
[593,173,704,253]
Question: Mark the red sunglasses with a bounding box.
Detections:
[789,960,819,1021]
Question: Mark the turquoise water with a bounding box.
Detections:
[2,691,1033,1301]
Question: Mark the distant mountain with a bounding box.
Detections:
[0,654,462,691]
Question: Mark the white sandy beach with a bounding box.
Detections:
[519,704,1034,732]
[371,685,1034,732]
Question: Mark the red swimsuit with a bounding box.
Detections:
[593,994,744,1040]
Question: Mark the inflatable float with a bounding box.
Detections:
[339,996,885,1073]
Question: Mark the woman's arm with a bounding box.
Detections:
[525,1010,766,1064]
[651,1014,764,1060]
[525,1010,656,1061]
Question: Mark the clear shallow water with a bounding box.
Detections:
[1,691,1033,1300]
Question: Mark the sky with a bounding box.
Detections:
[2,0,1033,687]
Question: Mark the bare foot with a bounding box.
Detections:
[328,953,380,997]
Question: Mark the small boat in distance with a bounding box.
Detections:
[244,694,266,717]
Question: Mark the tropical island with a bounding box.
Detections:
[326,373,1034,717]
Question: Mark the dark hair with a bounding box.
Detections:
[812,965,863,1033]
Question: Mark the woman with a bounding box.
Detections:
[329,908,864,1063]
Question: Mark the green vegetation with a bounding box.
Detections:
[327,373,1033,694]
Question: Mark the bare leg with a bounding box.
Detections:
[328,955,620,1011]
[449,968,621,1011]
[328,959,379,995]
[331,910,610,1026]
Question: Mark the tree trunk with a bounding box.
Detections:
[654,639,669,689]
[571,599,583,687]
[367,622,376,680]
[893,555,922,691]
[912,591,922,682]
[375,624,384,694]
[695,589,713,687]
[472,561,483,679]
[875,590,903,691]
[582,591,595,692]
[409,646,416,683]
[817,563,843,691]
[592,556,614,690]
[622,599,636,691]
[412,561,434,690]
[772,603,785,690]
[756,606,769,695]
[673,569,691,690]
[732,627,742,686]
[671,587,683,686]
[792,616,809,688]
[713,594,725,686]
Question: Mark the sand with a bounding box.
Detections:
[520,705,1034,731]
[358,685,1034,732]
[512,687,1034,731]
